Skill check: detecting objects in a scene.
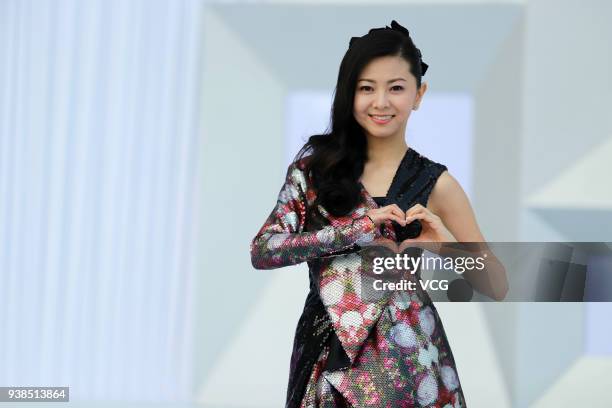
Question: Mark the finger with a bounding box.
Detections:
[406,203,433,214]
[406,204,438,219]
[406,203,424,213]
[379,240,399,252]
[398,240,413,252]
[406,207,439,221]
[382,206,406,225]
[404,208,424,222]
[389,207,407,224]
[390,204,403,214]
[405,204,423,218]
[398,240,432,258]
[405,212,437,226]
[383,204,403,216]
[405,212,427,223]
[386,213,407,226]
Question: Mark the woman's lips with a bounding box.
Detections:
[369,114,394,124]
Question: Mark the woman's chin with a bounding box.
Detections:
[366,130,398,139]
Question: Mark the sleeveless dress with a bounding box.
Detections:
[251,147,467,408]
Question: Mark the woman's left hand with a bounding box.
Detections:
[399,204,456,247]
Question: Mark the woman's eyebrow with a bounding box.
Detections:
[358,78,407,83]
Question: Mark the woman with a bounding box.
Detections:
[251,20,507,408]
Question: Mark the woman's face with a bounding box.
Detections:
[353,55,427,141]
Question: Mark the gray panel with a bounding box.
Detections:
[213,4,522,91]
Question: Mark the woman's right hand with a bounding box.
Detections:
[366,204,407,227]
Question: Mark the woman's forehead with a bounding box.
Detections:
[358,56,413,81]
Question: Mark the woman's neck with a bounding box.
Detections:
[365,134,409,165]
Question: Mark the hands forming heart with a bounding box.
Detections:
[366,203,456,254]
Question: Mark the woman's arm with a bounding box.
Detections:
[250,162,377,270]
[427,171,484,242]
[428,171,509,300]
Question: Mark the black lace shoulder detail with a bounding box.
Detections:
[392,148,447,210]
[378,148,447,241]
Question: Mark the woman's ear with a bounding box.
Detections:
[414,81,428,110]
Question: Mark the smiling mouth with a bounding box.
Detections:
[369,114,394,123]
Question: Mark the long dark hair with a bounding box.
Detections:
[297,20,429,218]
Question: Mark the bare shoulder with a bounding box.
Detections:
[427,171,465,212]
[428,170,485,241]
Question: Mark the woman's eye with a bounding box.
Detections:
[358,85,403,92]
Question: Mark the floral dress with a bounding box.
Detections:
[250,148,467,408]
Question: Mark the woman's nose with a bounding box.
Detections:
[373,91,390,109]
